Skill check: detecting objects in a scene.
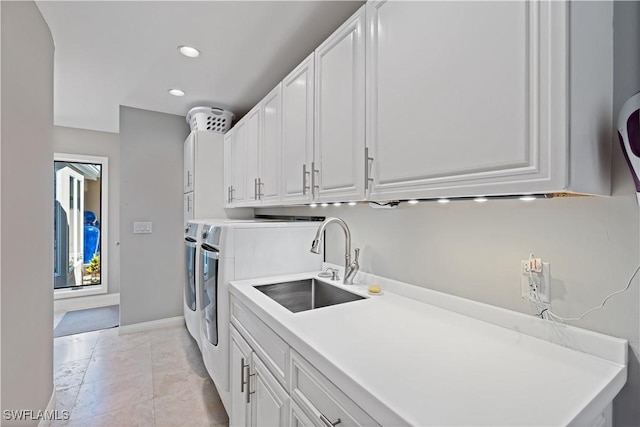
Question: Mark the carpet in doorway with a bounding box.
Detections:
[54,305,119,338]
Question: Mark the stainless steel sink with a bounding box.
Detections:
[255,279,365,313]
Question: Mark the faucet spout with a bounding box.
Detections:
[310,217,357,284]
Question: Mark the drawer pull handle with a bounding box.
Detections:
[240,357,249,392]
[320,414,341,427]
[247,373,255,404]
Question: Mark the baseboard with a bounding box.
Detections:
[119,316,184,335]
[37,385,57,427]
[54,293,119,313]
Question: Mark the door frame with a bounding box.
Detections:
[54,153,109,299]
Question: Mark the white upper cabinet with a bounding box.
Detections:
[281,53,315,204]
[184,132,195,194]
[245,105,262,203]
[365,0,613,200]
[230,119,249,206]
[184,131,226,220]
[260,84,283,205]
[224,131,233,207]
[314,5,366,202]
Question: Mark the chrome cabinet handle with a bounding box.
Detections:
[303,164,310,195]
[364,146,374,190]
[320,414,341,427]
[254,178,259,200]
[187,171,192,187]
[247,371,255,403]
[258,178,264,200]
[230,186,235,202]
[240,357,247,392]
[312,161,319,197]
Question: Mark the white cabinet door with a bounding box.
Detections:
[251,355,289,427]
[230,328,252,427]
[314,6,365,203]
[231,119,249,205]
[184,133,195,193]
[366,0,563,200]
[260,84,282,205]
[281,53,315,204]
[224,131,233,207]
[290,399,315,427]
[184,192,194,225]
[245,106,262,204]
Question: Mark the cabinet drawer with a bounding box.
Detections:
[290,350,378,427]
[231,297,289,387]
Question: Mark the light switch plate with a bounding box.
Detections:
[133,221,152,234]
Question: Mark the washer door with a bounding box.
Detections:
[184,238,197,311]
[201,243,220,345]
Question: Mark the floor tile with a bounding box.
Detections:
[54,337,98,367]
[71,371,153,420]
[53,324,229,427]
[54,358,90,390]
[154,376,228,427]
[83,342,152,385]
[66,398,154,427]
[93,329,151,355]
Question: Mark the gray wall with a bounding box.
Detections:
[258,2,640,425]
[53,126,121,294]
[119,106,190,326]
[1,1,55,423]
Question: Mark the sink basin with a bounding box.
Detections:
[255,279,365,313]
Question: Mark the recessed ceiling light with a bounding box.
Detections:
[348,202,357,206]
[168,89,185,97]
[309,203,317,208]
[474,197,488,203]
[178,45,200,58]
[407,200,419,205]
[321,203,329,207]
[333,202,342,207]
[437,198,450,204]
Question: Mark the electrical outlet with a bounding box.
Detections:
[521,260,551,303]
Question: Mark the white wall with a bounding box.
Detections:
[1,1,54,423]
[119,106,190,326]
[258,2,640,424]
[53,126,120,294]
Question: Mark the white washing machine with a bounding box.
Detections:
[198,221,322,412]
[183,221,201,348]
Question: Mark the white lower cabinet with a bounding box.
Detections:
[290,400,316,427]
[230,326,289,427]
[290,350,378,427]
[230,297,378,427]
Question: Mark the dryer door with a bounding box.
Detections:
[201,243,220,345]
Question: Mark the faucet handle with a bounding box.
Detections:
[353,248,360,263]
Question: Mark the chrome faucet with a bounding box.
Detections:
[310,217,359,285]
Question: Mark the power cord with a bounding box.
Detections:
[527,263,640,323]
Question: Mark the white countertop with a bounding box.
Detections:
[229,271,627,426]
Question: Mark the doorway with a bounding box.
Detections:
[54,153,109,298]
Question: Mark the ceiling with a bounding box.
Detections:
[36,1,364,133]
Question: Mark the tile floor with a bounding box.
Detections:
[52,322,229,427]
